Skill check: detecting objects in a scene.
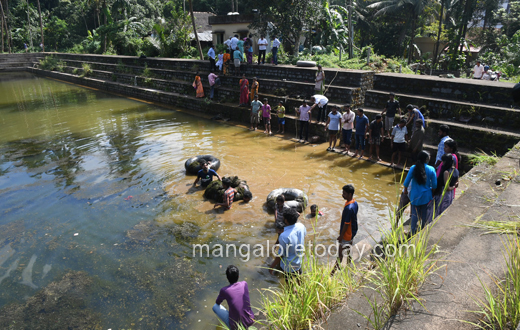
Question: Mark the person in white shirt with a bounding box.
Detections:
[223,37,232,53]
[257,35,268,64]
[390,118,409,167]
[230,35,239,51]
[473,60,484,79]
[309,94,329,123]
[482,66,491,80]
[271,36,281,65]
[341,104,355,153]
[207,45,216,71]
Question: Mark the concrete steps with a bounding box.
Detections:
[54,59,358,104]
[365,90,520,129]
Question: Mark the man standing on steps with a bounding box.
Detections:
[257,35,268,64]
[296,100,312,143]
[473,60,484,79]
[208,45,216,71]
[224,37,232,53]
[381,92,400,138]
[326,106,343,151]
[352,108,369,159]
[250,95,263,131]
[271,36,281,65]
[208,71,220,101]
[435,125,451,168]
[230,34,239,51]
[341,104,355,153]
[309,94,329,123]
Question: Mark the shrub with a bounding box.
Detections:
[80,63,92,77]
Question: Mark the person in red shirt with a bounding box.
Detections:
[214,178,236,210]
[331,184,358,275]
[213,265,255,329]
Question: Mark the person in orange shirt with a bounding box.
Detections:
[331,184,358,275]
[223,53,231,75]
[192,74,204,98]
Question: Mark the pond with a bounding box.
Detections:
[0,72,401,329]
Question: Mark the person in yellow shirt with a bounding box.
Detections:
[275,101,286,134]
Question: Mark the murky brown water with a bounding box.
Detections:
[0,72,401,329]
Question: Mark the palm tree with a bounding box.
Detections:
[37,0,43,52]
[188,0,203,60]
[368,0,430,64]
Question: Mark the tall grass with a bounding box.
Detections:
[258,252,362,329]
[359,217,442,329]
[468,234,520,329]
[258,210,363,329]
[466,217,520,235]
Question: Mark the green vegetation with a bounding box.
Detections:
[359,217,441,329]
[259,254,361,329]
[467,150,500,166]
[468,234,520,329]
[4,0,518,75]
[80,62,92,77]
[467,217,520,235]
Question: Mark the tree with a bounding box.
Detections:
[37,0,44,52]
[368,0,431,64]
[188,0,203,60]
[250,0,321,55]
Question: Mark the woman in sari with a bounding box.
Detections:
[222,52,231,75]
[239,75,249,106]
[193,74,204,98]
[250,77,259,103]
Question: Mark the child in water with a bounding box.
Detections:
[309,204,323,218]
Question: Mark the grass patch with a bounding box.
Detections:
[467,217,520,235]
[38,56,59,71]
[467,234,520,329]
[258,252,362,329]
[468,150,500,166]
[80,63,92,77]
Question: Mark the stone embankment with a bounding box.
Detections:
[1,52,515,166]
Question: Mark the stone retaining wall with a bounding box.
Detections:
[374,73,516,107]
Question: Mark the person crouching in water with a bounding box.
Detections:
[213,265,255,329]
[214,178,236,210]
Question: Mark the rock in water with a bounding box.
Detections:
[0,258,20,284]
[20,254,38,289]
[42,264,52,279]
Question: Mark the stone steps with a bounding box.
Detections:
[373,72,516,108]
[362,106,520,155]
[365,89,520,129]
[53,59,358,105]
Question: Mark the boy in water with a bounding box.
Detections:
[309,204,323,218]
[193,160,221,187]
[242,191,253,203]
[331,184,358,275]
[214,178,236,210]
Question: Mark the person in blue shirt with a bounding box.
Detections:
[269,208,306,282]
[207,45,216,71]
[193,160,221,188]
[403,151,437,234]
[405,104,426,136]
[352,108,369,159]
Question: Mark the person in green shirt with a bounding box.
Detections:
[275,101,286,134]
